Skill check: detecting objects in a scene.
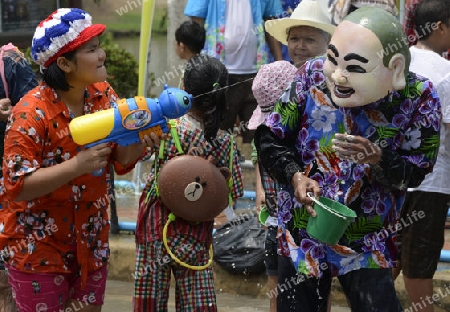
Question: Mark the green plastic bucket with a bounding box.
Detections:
[306,195,357,245]
[258,205,269,225]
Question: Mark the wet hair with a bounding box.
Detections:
[183,54,228,142]
[175,21,206,54]
[42,50,77,91]
[415,0,450,41]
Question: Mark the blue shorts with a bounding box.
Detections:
[264,226,278,276]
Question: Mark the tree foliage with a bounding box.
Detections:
[101,33,139,98]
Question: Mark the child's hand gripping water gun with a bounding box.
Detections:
[69,85,193,147]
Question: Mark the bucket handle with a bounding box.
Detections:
[307,193,348,220]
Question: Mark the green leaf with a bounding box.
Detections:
[401,80,423,99]
[420,134,440,160]
[376,127,399,140]
[293,208,310,230]
[367,257,380,268]
[319,134,335,158]
[344,215,383,242]
[275,101,299,129]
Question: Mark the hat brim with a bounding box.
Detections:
[265,19,335,45]
[248,106,270,130]
[44,24,106,68]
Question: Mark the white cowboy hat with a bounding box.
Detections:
[265,0,336,45]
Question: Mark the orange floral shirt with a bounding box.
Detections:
[0,82,136,287]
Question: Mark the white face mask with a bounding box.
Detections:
[323,21,396,108]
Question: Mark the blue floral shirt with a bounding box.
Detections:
[184,0,282,70]
[258,56,441,277]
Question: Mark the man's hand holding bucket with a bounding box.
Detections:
[291,171,321,217]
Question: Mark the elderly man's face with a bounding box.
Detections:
[323,21,395,107]
[287,26,329,68]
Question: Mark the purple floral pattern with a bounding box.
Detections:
[266,57,441,277]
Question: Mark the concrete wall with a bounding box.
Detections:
[166,0,189,87]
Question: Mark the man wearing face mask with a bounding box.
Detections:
[254,7,441,312]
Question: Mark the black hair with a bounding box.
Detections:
[175,21,206,55]
[42,50,77,91]
[415,0,450,41]
[183,54,228,142]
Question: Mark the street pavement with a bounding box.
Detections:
[103,279,352,312]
